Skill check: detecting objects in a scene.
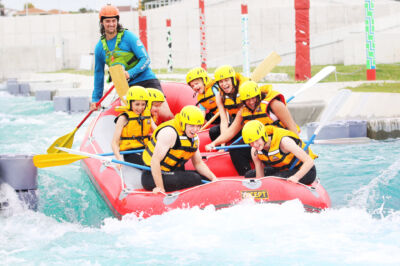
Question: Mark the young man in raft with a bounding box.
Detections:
[91,4,173,120]
[141,105,218,194]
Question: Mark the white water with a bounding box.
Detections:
[1,198,400,265]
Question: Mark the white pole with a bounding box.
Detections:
[166,19,173,72]
[241,3,250,77]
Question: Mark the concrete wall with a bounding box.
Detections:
[1,0,400,79]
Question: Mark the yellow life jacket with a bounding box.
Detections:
[241,89,286,128]
[196,82,218,115]
[142,114,199,172]
[221,73,249,117]
[118,109,152,151]
[256,126,318,171]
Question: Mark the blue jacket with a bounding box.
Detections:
[92,30,157,102]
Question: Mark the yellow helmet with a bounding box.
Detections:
[179,105,204,131]
[186,67,210,85]
[242,120,268,144]
[147,88,165,103]
[126,86,149,103]
[214,65,236,86]
[239,81,261,101]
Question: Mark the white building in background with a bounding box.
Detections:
[0,0,400,78]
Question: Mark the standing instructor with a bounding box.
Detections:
[91,4,173,120]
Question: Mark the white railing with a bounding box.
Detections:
[144,0,183,10]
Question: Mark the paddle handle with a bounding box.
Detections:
[231,136,243,145]
[110,158,150,171]
[76,85,115,129]
[99,149,144,156]
[200,112,220,131]
[288,135,315,171]
[215,144,249,150]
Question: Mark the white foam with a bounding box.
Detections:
[348,157,400,210]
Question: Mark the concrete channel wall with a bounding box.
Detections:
[1,0,400,78]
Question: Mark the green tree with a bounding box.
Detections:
[0,0,4,16]
[24,2,34,9]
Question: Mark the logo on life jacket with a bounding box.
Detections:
[241,190,269,200]
[272,156,279,161]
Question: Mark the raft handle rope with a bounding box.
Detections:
[121,175,316,198]
[87,94,124,183]
[87,104,108,149]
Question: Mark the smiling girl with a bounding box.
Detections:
[112,86,156,168]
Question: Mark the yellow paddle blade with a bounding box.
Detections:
[33,153,88,168]
[250,51,282,82]
[109,64,129,105]
[115,105,129,112]
[46,128,77,154]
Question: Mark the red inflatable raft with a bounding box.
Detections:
[80,82,331,219]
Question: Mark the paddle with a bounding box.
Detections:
[286,66,336,103]
[289,89,352,170]
[109,64,130,105]
[200,113,220,131]
[250,51,282,82]
[229,65,336,146]
[214,144,249,150]
[56,147,151,171]
[33,149,145,168]
[46,85,115,154]
[34,154,88,168]
[54,147,211,185]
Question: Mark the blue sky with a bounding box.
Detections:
[3,0,139,12]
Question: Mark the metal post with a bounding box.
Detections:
[199,0,207,70]
[138,1,148,51]
[241,4,250,77]
[294,0,311,81]
[166,19,173,72]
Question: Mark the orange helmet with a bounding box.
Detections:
[99,5,120,21]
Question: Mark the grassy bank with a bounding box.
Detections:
[259,64,400,82]
[347,82,400,93]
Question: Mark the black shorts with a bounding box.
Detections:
[244,165,317,185]
[141,169,206,192]
[131,79,163,92]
